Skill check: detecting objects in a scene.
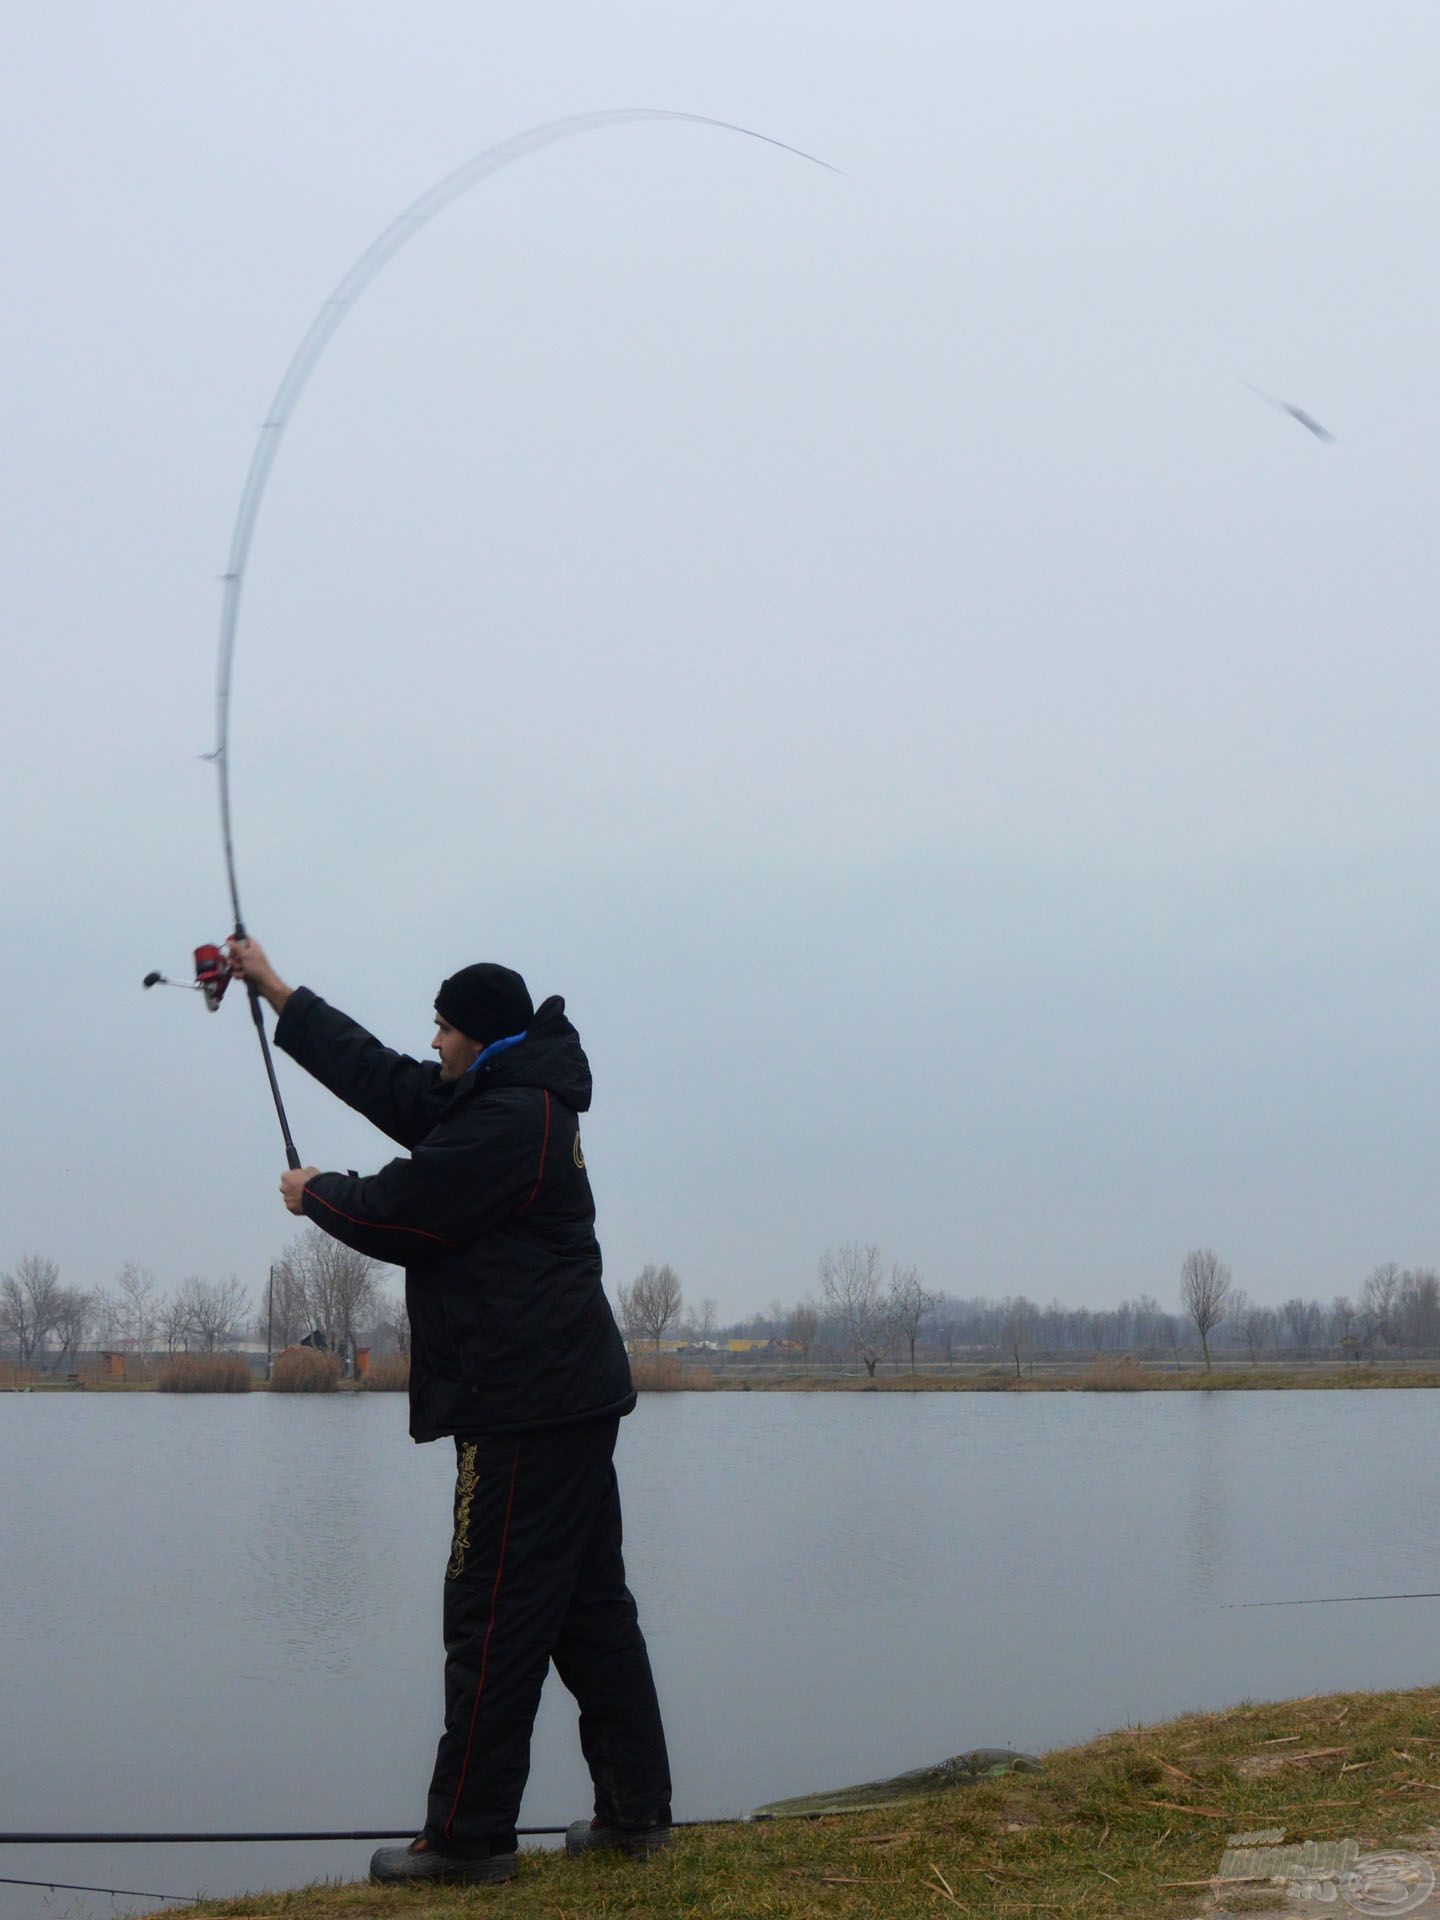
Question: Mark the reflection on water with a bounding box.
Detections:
[2,1387,1439,1918]
[1182,1390,1233,1605]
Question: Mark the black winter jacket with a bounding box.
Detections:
[274,986,635,1443]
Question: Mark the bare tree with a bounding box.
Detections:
[788,1302,819,1373]
[287,1228,383,1374]
[618,1263,684,1349]
[934,1317,960,1370]
[49,1288,94,1371]
[266,1253,312,1352]
[177,1274,250,1353]
[1239,1302,1274,1365]
[1362,1263,1401,1349]
[1221,1288,1269,1366]
[1000,1295,1038,1379]
[817,1243,894,1378]
[1398,1269,1440,1354]
[743,1297,789,1340]
[889,1265,939,1373]
[156,1290,190,1355]
[1132,1293,1165,1351]
[1330,1294,1357,1345]
[117,1263,159,1373]
[1222,1286,1248,1350]
[87,1286,123,1352]
[0,1255,62,1366]
[1180,1247,1232,1373]
[691,1296,718,1350]
[375,1289,410,1354]
[1281,1296,1320,1363]
[1164,1319,1188,1367]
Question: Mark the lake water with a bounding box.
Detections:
[3,1388,1438,1916]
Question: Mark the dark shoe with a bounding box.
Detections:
[565,1818,673,1858]
[369,1837,517,1885]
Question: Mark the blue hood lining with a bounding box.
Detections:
[467,1030,528,1073]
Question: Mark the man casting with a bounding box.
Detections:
[228,938,672,1886]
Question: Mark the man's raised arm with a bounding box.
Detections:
[228,937,444,1150]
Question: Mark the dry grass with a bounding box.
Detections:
[145,1685,1440,1920]
[1158,1365,1440,1390]
[630,1354,715,1391]
[1080,1354,1146,1391]
[359,1353,410,1391]
[709,1365,1440,1393]
[156,1353,252,1393]
[269,1348,342,1392]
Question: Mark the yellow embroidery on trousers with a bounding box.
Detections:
[446,1441,479,1581]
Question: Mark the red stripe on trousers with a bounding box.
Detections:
[442,1442,522,1839]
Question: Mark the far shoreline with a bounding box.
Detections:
[656,1362,1440,1393]
[7,1359,1440,1394]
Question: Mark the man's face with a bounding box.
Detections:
[432,1014,484,1083]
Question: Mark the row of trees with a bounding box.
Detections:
[612,1247,1440,1375]
[615,1247,1016,1376]
[1177,1247,1440,1371]
[10,1239,1438,1377]
[0,1236,407,1374]
[616,1246,954,1376]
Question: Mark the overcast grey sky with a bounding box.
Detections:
[4,2,1437,1323]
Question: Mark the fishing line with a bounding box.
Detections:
[1225,1590,1440,1609]
[210,109,836,1163]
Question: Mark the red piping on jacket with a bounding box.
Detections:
[443,1442,521,1839]
[304,1186,455,1248]
[517,1090,552,1213]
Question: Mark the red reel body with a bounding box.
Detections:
[194,944,231,1012]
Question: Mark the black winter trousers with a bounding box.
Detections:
[422,1417,671,1857]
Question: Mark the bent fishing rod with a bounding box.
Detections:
[143,110,837,1162]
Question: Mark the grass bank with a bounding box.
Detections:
[146,1685,1440,1920]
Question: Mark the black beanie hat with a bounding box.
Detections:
[434,963,534,1043]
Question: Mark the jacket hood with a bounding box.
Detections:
[460,994,593,1111]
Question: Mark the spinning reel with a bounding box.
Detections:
[142,943,233,1013]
